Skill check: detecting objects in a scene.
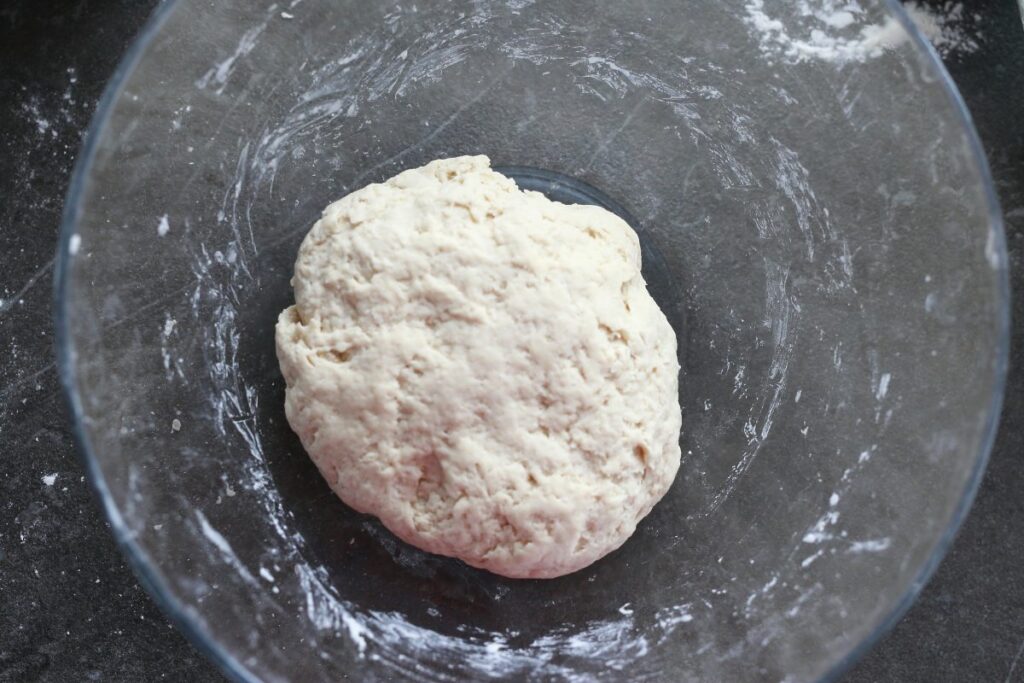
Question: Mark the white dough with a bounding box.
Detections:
[276,156,681,579]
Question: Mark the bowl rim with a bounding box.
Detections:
[53,1,1010,681]
[820,1,1010,679]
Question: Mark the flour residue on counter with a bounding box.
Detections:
[745,0,982,63]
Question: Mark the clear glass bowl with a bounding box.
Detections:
[56,0,1008,681]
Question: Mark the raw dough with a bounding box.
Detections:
[276,156,681,579]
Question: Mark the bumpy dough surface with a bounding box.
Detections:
[276,156,681,579]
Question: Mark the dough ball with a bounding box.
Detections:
[276,156,681,579]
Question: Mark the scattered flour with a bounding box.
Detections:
[42,473,57,486]
[157,214,170,237]
[744,0,982,64]
[847,537,892,553]
[903,1,981,57]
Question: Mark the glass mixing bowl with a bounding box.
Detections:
[56,0,1008,681]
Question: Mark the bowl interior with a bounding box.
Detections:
[59,0,1007,681]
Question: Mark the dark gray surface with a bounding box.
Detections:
[0,3,213,681]
[0,1,1020,682]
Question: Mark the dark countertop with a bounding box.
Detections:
[1,1,1021,681]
